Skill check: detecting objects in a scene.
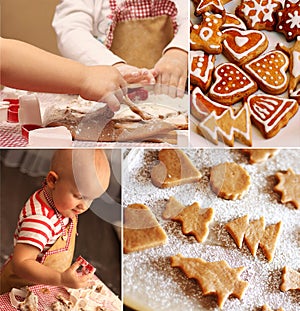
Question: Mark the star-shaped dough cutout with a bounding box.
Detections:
[166,198,214,242]
[171,254,249,309]
[242,149,279,164]
[274,168,300,209]
[262,305,285,311]
[280,266,300,292]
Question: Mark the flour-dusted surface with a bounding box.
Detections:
[122,149,300,311]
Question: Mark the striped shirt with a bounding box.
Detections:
[13,190,70,261]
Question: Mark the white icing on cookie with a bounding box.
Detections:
[235,36,249,47]
[190,51,214,87]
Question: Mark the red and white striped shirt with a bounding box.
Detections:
[13,190,70,261]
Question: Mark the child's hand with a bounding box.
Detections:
[152,48,188,98]
[80,65,127,112]
[60,261,94,289]
[114,63,155,85]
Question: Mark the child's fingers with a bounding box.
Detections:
[70,261,81,272]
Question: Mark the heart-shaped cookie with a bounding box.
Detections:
[243,50,289,94]
[208,63,257,105]
[222,28,269,65]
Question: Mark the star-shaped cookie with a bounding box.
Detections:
[171,254,249,309]
[274,168,300,209]
[242,149,279,164]
[166,198,214,242]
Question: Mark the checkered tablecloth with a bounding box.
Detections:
[0,284,68,310]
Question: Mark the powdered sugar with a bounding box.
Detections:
[122,149,300,311]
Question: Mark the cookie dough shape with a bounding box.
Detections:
[170,254,249,309]
[274,168,300,209]
[123,203,167,253]
[165,197,214,242]
[262,305,285,311]
[210,162,251,200]
[225,215,282,262]
[151,149,202,188]
[280,266,300,291]
[242,149,279,164]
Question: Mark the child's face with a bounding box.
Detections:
[51,174,108,218]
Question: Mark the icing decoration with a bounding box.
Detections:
[236,0,281,30]
[244,50,289,94]
[191,87,228,121]
[208,63,257,104]
[222,28,268,65]
[198,103,252,147]
[221,13,247,30]
[276,38,300,94]
[190,51,215,92]
[247,93,299,138]
[190,13,224,54]
[276,0,300,41]
[194,0,225,16]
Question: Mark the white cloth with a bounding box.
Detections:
[52,0,188,66]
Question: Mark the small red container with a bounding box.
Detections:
[21,124,43,140]
[7,105,19,123]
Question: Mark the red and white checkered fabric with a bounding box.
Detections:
[106,0,178,48]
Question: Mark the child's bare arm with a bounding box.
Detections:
[11,243,91,288]
[0,38,127,111]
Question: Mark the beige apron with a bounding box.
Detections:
[0,217,77,294]
[110,15,174,69]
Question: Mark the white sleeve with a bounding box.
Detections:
[164,1,189,53]
[52,0,125,66]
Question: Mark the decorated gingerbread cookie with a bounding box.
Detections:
[194,0,225,16]
[208,62,257,105]
[277,38,300,96]
[235,0,282,31]
[198,103,252,146]
[243,50,289,94]
[222,28,269,65]
[221,12,247,30]
[190,12,224,54]
[247,94,299,138]
[276,0,300,42]
[190,51,215,92]
[191,87,229,121]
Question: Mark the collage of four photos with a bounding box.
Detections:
[0,0,299,310]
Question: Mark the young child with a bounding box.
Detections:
[52,0,188,98]
[1,38,152,111]
[0,149,111,294]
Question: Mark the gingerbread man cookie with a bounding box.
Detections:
[274,168,300,209]
[190,13,224,54]
[222,28,269,65]
[243,50,289,94]
[208,62,257,105]
[276,0,300,42]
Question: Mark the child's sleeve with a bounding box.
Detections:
[52,0,125,66]
[163,1,189,53]
[15,215,55,252]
